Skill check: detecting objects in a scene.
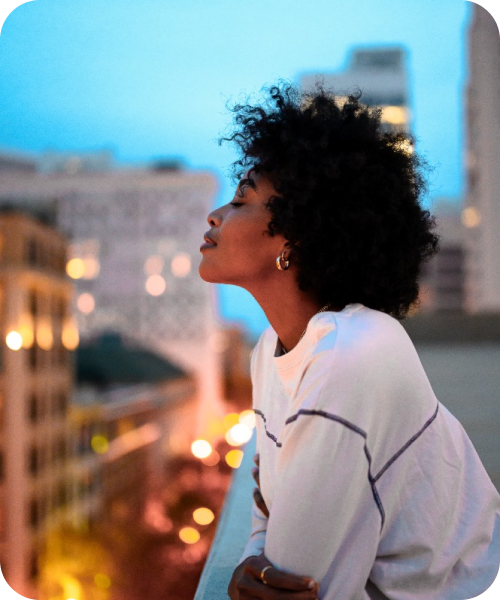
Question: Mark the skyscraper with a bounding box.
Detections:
[464,4,500,312]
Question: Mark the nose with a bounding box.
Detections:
[207,207,222,227]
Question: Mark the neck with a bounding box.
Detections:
[248,281,334,353]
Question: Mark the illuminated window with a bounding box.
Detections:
[461,206,481,228]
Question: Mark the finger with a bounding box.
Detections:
[252,467,260,487]
[253,488,269,518]
[245,563,317,593]
[253,453,260,467]
[239,576,317,600]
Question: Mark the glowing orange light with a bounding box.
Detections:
[36,318,53,350]
[462,207,481,228]
[62,318,79,350]
[66,258,85,279]
[145,274,166,296]
[193,507,215,525]
[6,331,23,350]
[223,412,240,431]
[179,527,200,544]
[225,449,244,469]
[18,313,34,348]
[381,105,407,125]
[191,439,212,459]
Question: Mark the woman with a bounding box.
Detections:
[199,84,500,600]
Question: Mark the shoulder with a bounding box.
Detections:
[298,305,437,429]
[313,304,417,373]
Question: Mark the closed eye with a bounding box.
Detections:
[230,202,243,208]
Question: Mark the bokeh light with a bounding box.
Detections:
[179,526,200,544]
[225,449,244,469]
[462,206,481,228]
[83,257,100,279]
[91,435,109,454]
[239,409,256,429]
[77,292,95,314]
[36,318,53,350]
[201,450,220,467]
[18,313,34,348]
[223,412,240,431]
[6,331,22,350]
[62,318,79,350]
[171,253,191,277]
[66,258,85,279]
[145,274,166,296]
[225,423,253,446]
[193,507,215,526]
[191,439,212,459]
[144,255,164,275]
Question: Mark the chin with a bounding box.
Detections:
[198,262,221,283]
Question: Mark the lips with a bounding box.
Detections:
[200,232,218,252]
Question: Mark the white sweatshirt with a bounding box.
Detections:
[239,303,500,600]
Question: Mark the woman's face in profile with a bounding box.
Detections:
[199,171,287,289]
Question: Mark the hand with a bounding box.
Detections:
[228,553,319,600]
[252,454,269,518]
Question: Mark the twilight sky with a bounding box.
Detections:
[0,0,486,337]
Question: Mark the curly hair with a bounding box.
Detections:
[220,83,440,320]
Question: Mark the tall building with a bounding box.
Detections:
[301,46,411,133]
[464,4,500,312]
[0,156,225,440]
[0,212,77,597]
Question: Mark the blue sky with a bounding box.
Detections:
[0,0,475,337]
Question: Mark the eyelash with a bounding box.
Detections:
[230,202,243,208]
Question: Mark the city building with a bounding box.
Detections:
[71,331,198,525]
[0,211,77,598]
[0,154,226,442]
[301,46,411,133]
[418,197,465,312]
[463,4,500,312]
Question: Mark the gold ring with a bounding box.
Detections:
[260,565,273,585]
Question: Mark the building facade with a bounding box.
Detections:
[418,197,465,312]
[0,212,76,597]
[301,46,411,133]
[0,158,225,440]
[464,4,500,312]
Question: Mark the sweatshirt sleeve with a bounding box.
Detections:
[263,406,382,600]
[238,499,268,564]
[238,338,269,565]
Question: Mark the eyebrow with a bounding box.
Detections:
[236,175,257,197]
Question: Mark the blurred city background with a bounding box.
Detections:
[0,1,498,599]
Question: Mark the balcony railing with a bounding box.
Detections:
[194,434,256,600]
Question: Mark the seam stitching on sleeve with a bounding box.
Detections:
[372,403,440,484]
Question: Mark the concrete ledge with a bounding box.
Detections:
[194,435,255,600]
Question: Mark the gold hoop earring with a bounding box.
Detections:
[276,251,290,271]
